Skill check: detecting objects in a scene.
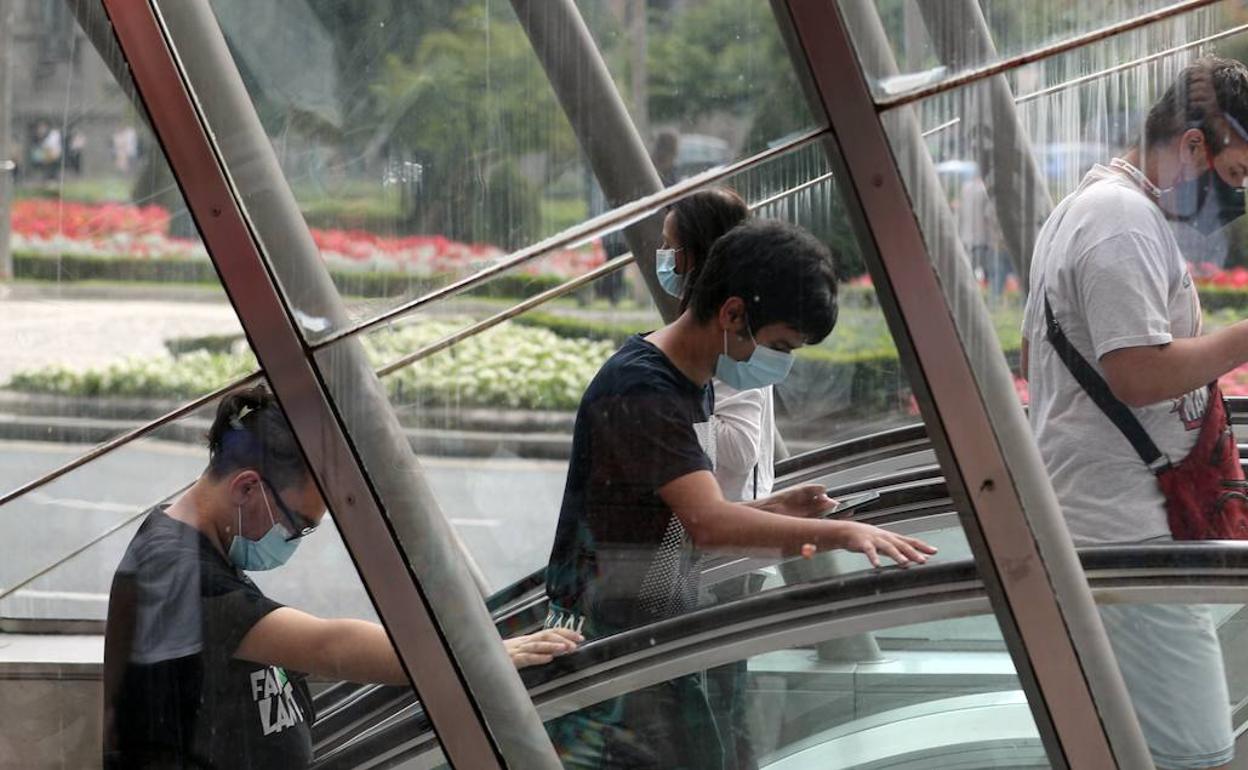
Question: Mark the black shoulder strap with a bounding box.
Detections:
[1043,296,1168,471]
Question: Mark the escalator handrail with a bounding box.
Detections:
[775,422,930,480]
[521,543,1248,694]
[313,543,1248,769]
[776,394,1248,482]
[311,471,963,749]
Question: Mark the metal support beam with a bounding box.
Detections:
[778,1,1154,767]
[509,0,678,322]
[108,0,559,767]
[915,0,1052,289]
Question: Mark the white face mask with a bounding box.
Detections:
[227,488,299,571]
[714,324,795,391]
[656,247,684,297]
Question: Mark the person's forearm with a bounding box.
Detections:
[320,619,408,686]
[1105,322,1248,406]
[679,500,850,554]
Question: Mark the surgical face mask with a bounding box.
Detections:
[656,248,684,298]
[715,325,795,391]
[228,488,300,571]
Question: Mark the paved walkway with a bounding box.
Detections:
[0,286,241,383]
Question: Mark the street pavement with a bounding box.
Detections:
[0,293,242,384]
[1,290,573,622]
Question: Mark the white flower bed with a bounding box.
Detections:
[7,318,615,411]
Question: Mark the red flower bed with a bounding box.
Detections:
[1191,261,1248,288]
[11,199,170,240]
[10,200,605,279]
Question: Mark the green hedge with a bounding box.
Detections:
[513,312,653,345]
[1192,285,1248,313]
[14,252,220,284]
[12,252,566,300]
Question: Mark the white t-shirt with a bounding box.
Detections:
[710,381,775,502]
[1022,164,1206,545]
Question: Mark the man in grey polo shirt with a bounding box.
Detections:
[1023,57,1248,770]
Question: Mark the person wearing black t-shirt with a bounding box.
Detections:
[103,385,581,769]
[544,220,937,769]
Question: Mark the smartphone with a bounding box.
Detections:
[819,490,882,519]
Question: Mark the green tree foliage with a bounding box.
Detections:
[370,5,576,248]
[646,0,811,156]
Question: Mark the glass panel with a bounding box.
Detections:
[0,432,377,625]
[878,4,1248,767]
[200,0,593,338]
[0,8,425,768]
[540,614,1047,769]
[577,0,818,170]
[0,1,244,498]
[1089,600,1247,770]
[319,142,939,597]
[840,0,1225,103]
[202,0,816,341]
[879,6,1248,426]
[0,403,214,621]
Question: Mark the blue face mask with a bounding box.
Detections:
[228,489,300,571]
[715,325,795,391]
[656,248,684,298]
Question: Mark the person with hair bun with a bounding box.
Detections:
[103,385,580,769]
[658,187,776,504]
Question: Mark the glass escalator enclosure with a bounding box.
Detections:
[860,1,1248,767]
[320,547,1248,770]
[105,0,1248,768]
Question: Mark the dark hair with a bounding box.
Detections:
[1145,56,1248,155]
[668,187,750,311]
[689,219,839,344]
[207,385,309,491]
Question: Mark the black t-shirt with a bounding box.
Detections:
[546,334,714,636]
[105,508,313,769]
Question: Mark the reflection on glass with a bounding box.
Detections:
[546,614,1047,769]
[206,0,816,339]
[845,0,1219,101]
[879,4,1248,766]
[0,407,212,622]
[0,12,253,765]
[0,2,243,499]
[579,0,816,174]
[330,143,932,596]
[883,8,1244,387]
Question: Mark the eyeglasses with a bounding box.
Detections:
[261,477,318,542]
